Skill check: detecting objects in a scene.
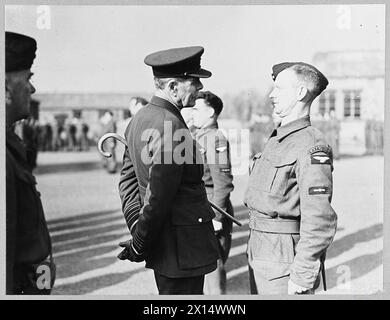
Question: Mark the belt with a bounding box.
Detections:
[249,212,300,234]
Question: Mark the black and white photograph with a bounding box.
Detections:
[3,3,385,298]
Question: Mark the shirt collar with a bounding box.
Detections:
[276,116,311,142]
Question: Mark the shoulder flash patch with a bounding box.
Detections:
[311,154,331,165]
[308,145,332,155]
[309,186,331,195]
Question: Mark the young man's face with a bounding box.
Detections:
[269,68,300,119]
[176,77,203,107]
[6,70,35,122]
[192,98,214,128]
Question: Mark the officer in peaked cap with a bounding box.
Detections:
[144,46,212,78]
[244,61,337,295]
[118,46,220,294]
[6,31,55,294]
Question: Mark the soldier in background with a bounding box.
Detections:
[191,91,234,294]
[119,97,148,138]
[80,121,90,151]
[129,96,148,117]
[5,31,55,294]
[99,110,117,173]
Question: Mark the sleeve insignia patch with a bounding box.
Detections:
[309,186,331,195]
[216,146,227,153]
[311,154,332,165]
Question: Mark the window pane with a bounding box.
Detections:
[329,91,336,113]
[344,91,351,117]
[319,94,326,116]
[354,91,361,118]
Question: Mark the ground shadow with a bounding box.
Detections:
[52,268,147,295]
[48,208,131,281]
[327,223,382,260]
[325,250,382,291]
[35,161,101,175]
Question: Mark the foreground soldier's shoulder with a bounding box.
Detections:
[297,127,333,162]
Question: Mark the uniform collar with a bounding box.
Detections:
[149,95,187,127]
[6,125,27,161]
[276,116,311,142]
[194,122,218,139]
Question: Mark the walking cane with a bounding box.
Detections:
[98,132,242,227]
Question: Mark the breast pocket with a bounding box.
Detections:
[262,155,297,196]
[171,201,219,270]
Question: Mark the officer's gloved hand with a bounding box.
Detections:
[118,239,145,262]
[212,220,223,234]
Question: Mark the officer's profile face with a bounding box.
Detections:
[269,69,301,118]
[192,98,214,128]
[6,69,35,122]
[176,77,203,108]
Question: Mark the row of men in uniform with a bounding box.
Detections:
[5,31,337,295]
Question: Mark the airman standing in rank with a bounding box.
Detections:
[190,91,234,294]
[244,62,337,295]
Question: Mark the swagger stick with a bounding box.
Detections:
[97,133,242,227]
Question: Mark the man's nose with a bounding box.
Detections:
[197,80,203,91]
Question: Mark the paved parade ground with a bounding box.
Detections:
[35,149,383,295]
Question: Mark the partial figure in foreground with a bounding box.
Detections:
[5,31,55,295]
[244,62,337,295]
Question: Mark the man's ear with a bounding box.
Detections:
[207,106,215,119]
[297,85,309,101]
[167,79,178,96]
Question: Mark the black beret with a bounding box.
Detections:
[272,62,329,94]
[6,31,37,72]
[144,46,211,78]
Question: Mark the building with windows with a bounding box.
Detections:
[311,50,384,155]
[33,92,151,138]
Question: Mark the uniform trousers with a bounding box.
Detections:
[153,272,205,295]
[247,229,317,295]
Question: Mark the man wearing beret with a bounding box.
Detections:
[118,46,219,294]
[5,31,55,294]
[244,62,337,294]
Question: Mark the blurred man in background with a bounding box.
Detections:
[129,96,148,117]
[119,96,149,137]
[5,31,55,294]
[245,62,337,295]
[191,91,234,294]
